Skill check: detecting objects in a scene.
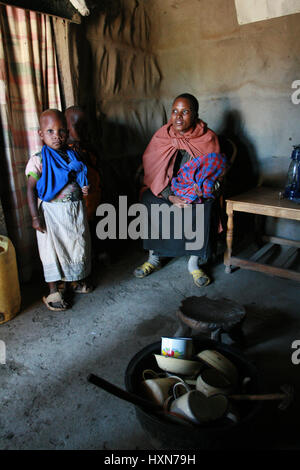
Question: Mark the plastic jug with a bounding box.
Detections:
[0,235,21,324]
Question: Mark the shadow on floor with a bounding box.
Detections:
[242,304,299,349]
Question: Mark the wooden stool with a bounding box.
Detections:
[174,295,246,345]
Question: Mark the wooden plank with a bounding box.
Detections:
[249,243,276,262]
[226,187,281,205]
[0,1,81,23]
[230,256,300,282]
[262,235,300,249]
[273,247,298,269]
[230,204,300,220]
[226,187,300,220]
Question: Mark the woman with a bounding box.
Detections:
[134,93,226,286]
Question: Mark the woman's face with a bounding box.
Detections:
[170,98,197,134]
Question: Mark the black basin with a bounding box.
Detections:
[125,337,264,450]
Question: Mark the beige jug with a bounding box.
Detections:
[0,235,21,324]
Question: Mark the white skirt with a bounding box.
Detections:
[36,200,91,283]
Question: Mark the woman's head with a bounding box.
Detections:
[170,93,199,134]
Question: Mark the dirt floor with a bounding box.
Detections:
[0,242,299,450]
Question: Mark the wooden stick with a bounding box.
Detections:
[230,394,284,401]
[88,373,161,412]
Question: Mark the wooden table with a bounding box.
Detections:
[224,186,300,281]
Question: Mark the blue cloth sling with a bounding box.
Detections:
[36,145,88,202]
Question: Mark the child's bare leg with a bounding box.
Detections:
[72,277,93,293]
[48,281,58,293]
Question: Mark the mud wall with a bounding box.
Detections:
[144,0,300,239]
[71,0,300,186]
[146,0,300,189]
[70,0,165,161]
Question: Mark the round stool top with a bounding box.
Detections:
[177,295,246,333]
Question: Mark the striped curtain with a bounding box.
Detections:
[0,5,62,281]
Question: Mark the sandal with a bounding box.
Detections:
[42,291,69,311]
[190,269,211,287]
[133,261,161,279]
[71,281,93,294]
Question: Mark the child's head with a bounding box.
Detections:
[65,106,88,143]
[38,109,68,150]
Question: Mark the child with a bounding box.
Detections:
[65,106,102,261]
[65,106,101,220]
[26,109,92,311]
[170,153,227,203]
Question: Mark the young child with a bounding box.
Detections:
[26,109,92,311]
[65,106,102,260]
[170,153,227,203]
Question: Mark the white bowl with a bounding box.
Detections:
[154,354,203,377]
[196,349,238,384]
[196,368,234,397]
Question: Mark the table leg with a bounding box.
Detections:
[254,214,264,247]
[224,202,234,273]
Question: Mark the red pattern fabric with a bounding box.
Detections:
[171,152,227,203]
[142,119,220,196]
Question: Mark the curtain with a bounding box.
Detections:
[0,5,62,281]
[52,17,76,108]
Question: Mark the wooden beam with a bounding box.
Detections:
[262,235,300,249]
[230,256,300,282]
[249,243,277,262]
[0,0,81,23]
[275,247,298,269]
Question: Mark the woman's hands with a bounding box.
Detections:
[168,185,202,207]
[168,195,189,208]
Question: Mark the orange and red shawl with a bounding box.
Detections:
[143,119,220,196]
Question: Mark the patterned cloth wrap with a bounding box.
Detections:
[36,145,88,202]
[171,152,227,203]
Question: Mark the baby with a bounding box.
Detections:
[65,105,101,222]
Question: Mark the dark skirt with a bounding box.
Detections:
[142,189,214,260]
